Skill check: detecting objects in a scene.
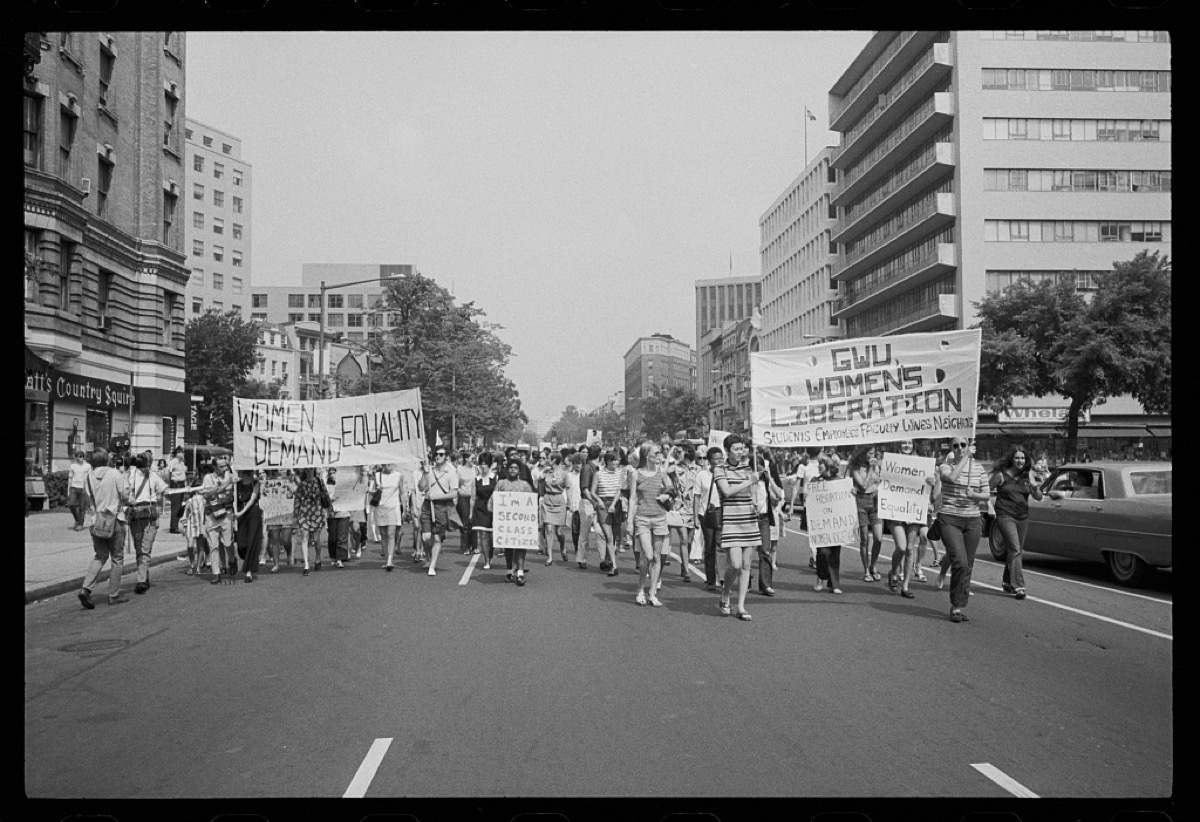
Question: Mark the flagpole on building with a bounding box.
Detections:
[804,105,809,169]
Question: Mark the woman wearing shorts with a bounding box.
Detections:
[849,444,883,582]
[714,434,759,621]
[625,441,674,607]
[375,463,404,571]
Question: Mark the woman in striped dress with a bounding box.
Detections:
[714,434,760,621]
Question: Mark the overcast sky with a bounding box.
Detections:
[186,30,873,423]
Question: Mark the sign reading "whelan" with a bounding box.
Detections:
[232,389,427,470]
[750,330,981,448]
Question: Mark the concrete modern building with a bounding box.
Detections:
[624,334,697,437]
[184,118,251,317]
[694,275,762,407]
[250,263,420,345]
[758,146,841,352]
[827,29,1171,339]
[24,31,191,470]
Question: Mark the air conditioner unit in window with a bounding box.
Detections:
[80,177,91,197]
[96,316,113,332]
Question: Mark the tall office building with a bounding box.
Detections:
[758,146,840,352]
[624,334,697,437]
[251,263,420,345]
[694,275,761,407]
[827,30,1170,338]
[24,32,191,469]
[184,118,252,317]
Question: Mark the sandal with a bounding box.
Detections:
[900,589,914,599]
[916,572,928,582]
[887,573,897,592]
[735,610,752,621]
[718,600,731,616]
[863,573,873,582]
[635,591,647,606]
[871,571,881,581]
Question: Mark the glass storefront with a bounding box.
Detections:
[25,401,48,474]
[86,408,110,454]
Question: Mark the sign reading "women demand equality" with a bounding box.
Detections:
[232,389,427,470]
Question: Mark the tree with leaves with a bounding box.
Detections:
[339,271,527,446]
[974,251,1170,459]
[639,386,708,441]
[185,309,265,446]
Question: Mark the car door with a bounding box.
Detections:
[1025,468,1071,555]
[1052,468,1106,561]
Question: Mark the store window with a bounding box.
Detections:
[25,402,49,474]
[86,408,110,454]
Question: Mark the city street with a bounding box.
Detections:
[25,522,1171,799]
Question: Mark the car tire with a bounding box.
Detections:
[1106,551,1153,587]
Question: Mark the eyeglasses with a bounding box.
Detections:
[952,442,967,448]
[434,452,447,457]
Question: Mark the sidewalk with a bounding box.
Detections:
[25,508,190,604]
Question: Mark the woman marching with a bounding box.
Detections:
[989,446,1046,600]
[540,453,570,566]
[849,444,884,582]
[473,452,498,569]
[233,469,264,583]
[375,462,404,571]
[624,441,675,607]
[713,434,759,621]
[884,439,936,600]
[938,437,990,622]
[810,453,845,594]
[594,450,623,577]
[496,459,534,585]
[292,468,330,576]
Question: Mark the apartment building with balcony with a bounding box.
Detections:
[827,30,1171,338]
[184,118,252,317]
[24,32,191,470]
[758,146,840,353]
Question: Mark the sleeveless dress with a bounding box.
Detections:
[715,462,759,550]
[235,479,264,571]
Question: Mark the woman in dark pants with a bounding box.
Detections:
[697,447,724,591]
[233,470,263,583]
[937,437,990,622]
[989,446,1046,600]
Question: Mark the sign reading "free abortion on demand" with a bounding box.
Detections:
[232,389,427,470]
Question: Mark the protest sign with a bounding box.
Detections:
[259,475,297,526]
[749,329,981,448]
[805,478,858,548]
[707,429,731,450]
[492,491,539,550]
[232,389,426,471]
[877,452,934,525]
[586,429,602,447]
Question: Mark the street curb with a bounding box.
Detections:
[25,547,189,605]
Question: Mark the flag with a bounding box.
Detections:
[434,432,442,447]
[806,107,817,122]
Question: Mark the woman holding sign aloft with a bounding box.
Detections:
[496,459,534,585]
[884,440,936,599]
[810,452,845,594]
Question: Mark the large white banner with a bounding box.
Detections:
[805,478,858,548]
[750,330,981,448]
[877,452,935,525]
[492,491,539,550]
[232,389,426,471]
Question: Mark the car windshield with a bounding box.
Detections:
[1129,470,1172,495]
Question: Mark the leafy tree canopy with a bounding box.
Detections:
[639,386,707,441]
[185,309,264,446]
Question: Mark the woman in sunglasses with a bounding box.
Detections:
[937,437,990,622]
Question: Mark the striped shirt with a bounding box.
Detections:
[595,467,621,500]
[938,457,987,518]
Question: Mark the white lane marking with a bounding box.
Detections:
[968,579,1171,641]
[458,552,480,585]
[786,527,1171,605]
[665,551,705,579]
[971,763,1039,798]
[344,737,392,798]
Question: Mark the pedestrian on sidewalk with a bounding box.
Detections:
[126,454,168,595]
[234,470,264,582]
[78,449,131,609]
[165,446,188,533]
[66,451,90,531]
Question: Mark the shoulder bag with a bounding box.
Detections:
[126,473,159,522]
[370,472,383,507]
[208,478,234,519]
[87,475,118,539]
[701,470,723,531]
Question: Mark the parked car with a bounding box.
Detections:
[988,461,1171,587]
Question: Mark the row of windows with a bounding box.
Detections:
[984,169,1171,194]
[984,220,1171,243]
[842,130,952,227]
[845,226,956,303]
[841,95,947,191]
[192,298,240,314]
[844,274,955,338]
[760,159,835,242]
[843,46,949,149]
[843,179,953,261]
[192,184,244,212]
[283,293,375,309]
[184,128,234,154]
[762,197,833,270]
[191,242,243,265]
[698,282,762,334]
[982,118,1169,142]
[985,270,1106,294]
[979,30,1169,43]
[190,269,243,292]
[191,212,245,237]
[982,69,1170,93]
[192,154,244,185]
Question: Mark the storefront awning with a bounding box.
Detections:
[24,345,50,372]
[1076,426,1156,439]
[1145,426,1172,438]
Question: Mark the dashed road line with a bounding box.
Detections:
[665,551,706,579]
[968,579,1171,640]
[344,737,392,798]
[458,552,480,585]
[971,763,1039,798]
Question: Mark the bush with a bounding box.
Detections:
[44,470,70,509]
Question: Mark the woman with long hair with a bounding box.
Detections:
[292,468,328,577]
[624,440,674,607]
[810,453,845,594]
[849,444,884,582]
[753,446,785,597]
[713,434,759,621]
[989,445,1046,600]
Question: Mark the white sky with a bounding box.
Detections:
[186,30,874,422]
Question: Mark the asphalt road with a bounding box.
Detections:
[24,526,1172,799]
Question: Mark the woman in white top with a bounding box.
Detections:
[374,463,404,571]
[126,453,168,595]
[67,452,91,531]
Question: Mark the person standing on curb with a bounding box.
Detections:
[78,449,130,608]
[165,446,188,533]
[126,454,168,595]
[66,451,90,531]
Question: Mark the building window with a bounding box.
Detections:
[252,293,267,308]
[232,250,242,267]
[308,313,321,322]
[223,143,232,154]
[232,276,243,295]
[213,190,224,208]
[163,290,179,346]
[163,91,178,150]
[251,312,267,322]
[202,135,212,147]
[185,127,193,140]
[193,240,204,256]
[328,313,344,327]
[193,211,204,229]
[232,196,243,214]
[98,269,114,318]
[192,268,204,287]
[59,106,77,177]
[347,313,363,327]
[193,298,202,314]
[348,294,364,309]
[232,223,243,240]
[328,294,344,308]
[288,294,304,308]
[162,191,177,244]
[193,154,204,172]
[23,94,43,169]
[193,182,204,200]
[233,172,243,186]
[98,44,115,108]
[96,156,114,218]
[213,162,224,180]
[213,245,223,262]
[59,241,76,312]
[308,294,322,308]
[213,272,224,290]
[212,217,224,235]
[288,312,304,323]
[213,300,223,310]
